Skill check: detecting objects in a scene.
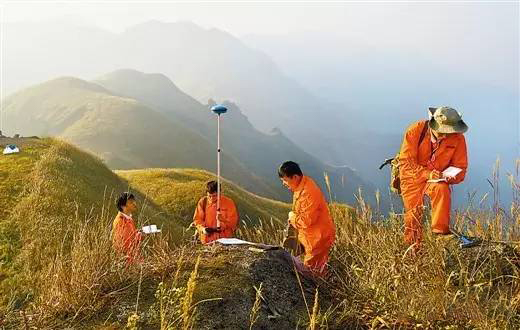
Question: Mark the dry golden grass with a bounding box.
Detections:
[1,139,519,329]
[249,283,263,330]
[3,187,519,328]
[236,165,520,329]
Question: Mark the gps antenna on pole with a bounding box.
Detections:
[210,104,228,231]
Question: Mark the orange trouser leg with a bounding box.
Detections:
[425,182,451,234]
[401,181,426,246]
[304,250,329,276]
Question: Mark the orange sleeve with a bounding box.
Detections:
[447,135,468,184]
[291,188,320,230]
[399,122,431,182]
[220,199,238,231]
[193,198,206,232]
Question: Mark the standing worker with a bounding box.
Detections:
[193,181,239,244]
[278,161,336,276]
[399,106,468,249]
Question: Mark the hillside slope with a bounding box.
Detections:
[0,138,181,302]
[117,168,291,227]
[3,20,374,189]
[0,138,52,221]
[1,77,279,199]
[1,140,518,329]
[0,139,291,309]
[96,69,373,204]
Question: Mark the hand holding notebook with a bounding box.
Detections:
[427,166,462,183]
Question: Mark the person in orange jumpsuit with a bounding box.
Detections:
[112,192,142,264]
[193,181,239,244]
[278,161,336,276]
[399,106,468,248]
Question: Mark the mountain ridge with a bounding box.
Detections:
[93,68,375,205]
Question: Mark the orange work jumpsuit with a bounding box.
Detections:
[291,176,336,275]
[112,212,142,263]
[193,195,239,244]
[399,120,468,246]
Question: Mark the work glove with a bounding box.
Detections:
[288,211,296,224]
[282,223,305,256]
[203,227,220,235]
[429,170,442,180]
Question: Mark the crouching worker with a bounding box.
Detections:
[278,161,336,276]
[112,192,142,264]
[193,181,239,244]
[399,106,468,249]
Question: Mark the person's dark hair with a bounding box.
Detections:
[206,181,221,194]
[116,192,135,212]
[278,161,303,178]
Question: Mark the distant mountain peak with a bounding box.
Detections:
[33,76,110,94]
[98,69,171,83]
[95,69,186,97]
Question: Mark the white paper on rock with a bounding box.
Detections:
[215,238,255,245]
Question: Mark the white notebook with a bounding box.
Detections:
[142,224,161,234]
[427,166,462,183]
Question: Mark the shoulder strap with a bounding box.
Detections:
[418,120,429,147]
[383,120,429,168]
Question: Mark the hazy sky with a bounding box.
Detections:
[3,1,518,81]
[0,1,517,203]
[1,1,518,94]
[2,1,518,37]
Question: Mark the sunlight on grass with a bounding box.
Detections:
[0,139,519,328]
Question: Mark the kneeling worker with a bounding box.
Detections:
[193,180,239,244]
[112,192,142,264]
[278,161,336,276]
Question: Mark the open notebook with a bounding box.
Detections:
[427,166,462,183]
[142,224,161,234]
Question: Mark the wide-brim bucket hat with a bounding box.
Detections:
[428,106,468,134]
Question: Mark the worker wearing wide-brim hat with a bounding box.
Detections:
[399,106,468,248]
